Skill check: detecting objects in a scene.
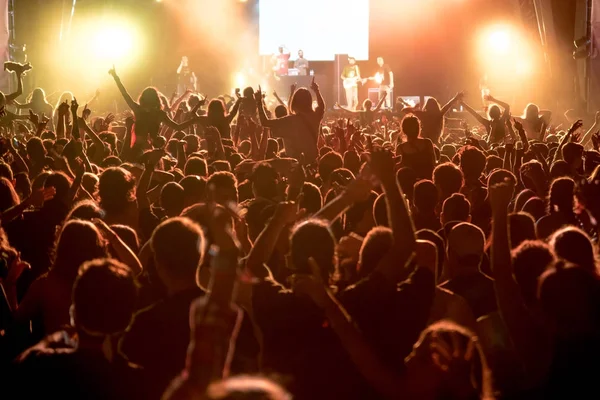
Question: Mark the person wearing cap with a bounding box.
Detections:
[439,222,497,319]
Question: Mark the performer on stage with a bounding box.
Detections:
[376,57,393,109]
[294,49,309,76]
[273,46,291,76]
[341,56,361,110]
[177,56,197,95]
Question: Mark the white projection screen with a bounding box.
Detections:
[259,0,370,61]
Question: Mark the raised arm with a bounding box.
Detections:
[488,95,511,113]
[310,78,325,116]
[335,103,360,115]
[313,176,372,223]
[161,112,198,131]
[552,120,582,164]
[461,101,490,128]
[225,98,242,124]
[440,92,464,115]
[373,92,388,113]
[5,64,30,103]
[108,66,139,112]
[580,112,600,148]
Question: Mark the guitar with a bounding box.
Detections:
[342,76,366,89]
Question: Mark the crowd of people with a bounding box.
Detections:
[0,61,599,400]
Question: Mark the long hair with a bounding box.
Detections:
[0,177,19,212]
[424,97,441,113]
[55,91,74,110]
[523,103,540,120]
[138,87,162,110]
[208,99,226,119]
[289,87,313,114]
[29,88,48,106]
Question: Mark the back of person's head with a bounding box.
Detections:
[362,98,373,110]
[26,137,47,161]
[72,258,137,336]
[266,138,280,159]
[358,227,393,279]
[424,97,442,112]
[441,193,471,225]
[138,86,162,110]
[242,87,254,98]
[180,175,206,207]
[0,177,19,213]
[485,155,503,174]
[318,151,343,183]
[373,193,388,227]
[562,142,584,168]
[299,182,322,215]
[82,172,99,196]
[290,219,335,281]
[488,168,517,188]
[488,104,501,120]
[290,87,313,114]
[66,199,104,221]
[330,168,355,188]
[208,98,226,119]
[509,212,536,248]
[150,217,205,286]
[14,172,31,199]
[199,375,291,400]
[514,189,536,212]
[406,320,493,399]
[31,87,46,103]
[160,182,185,217]
[343,150,361,176]
[396,167,417,201]
[185,157,208,177]
[549,226,597,273]
[512,240,555,305]
[402,114,421,139]
[110,224,140,254]
[446,222,485,271]
[548,177,575,214]
[522,197,545,222]
[99,167,135,214]
[413,179,438,213]
[274,104,288,118]
[524,103,539,119]
[53,220,108,282]
[44,171,71,204]
[0,162,13,181]
[441,144,456,160]
[460,146,486,180]
[550,160,570,180]
[207,171,238,205]
[538,262,600,339]
[433,162,463,198]
[251,162,279,200]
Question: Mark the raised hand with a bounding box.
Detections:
[310,77,319,92]
[58,100,70,116]
[82,104,91,121]
[489,178,514,213]
[344,174,373,203]
[591,131,600,151]
[368,147,395,184]
[28,109,39,126]
[571,131,582,143]
[29,186,56,208]
[70,98,79,115]
[273,201,305,225]
[253,86,262,103]
[108,65,117,78]
[290,82,297,94]
[141,148,165,168]
[568,119,584,136]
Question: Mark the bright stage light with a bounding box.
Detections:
[92,26,135,62]
[487,29,511,55]
[234,72,246,89]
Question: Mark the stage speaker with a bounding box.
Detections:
[333,54,347,106]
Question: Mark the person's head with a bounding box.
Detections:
[562,142,584,171]
[512,240,555,305]
[53,220,108,283]
[185,157,208,177]
[55,91,74,109]
[298,182,322,216]
[289,87,313,114]
[522,197,545,222]
[413,179,438,214]
[289,219,336,282]
[99,167,135,214]
[242,86,254,99]
[377,57,384,67]
[208,98,226,119]
[433,162,464,201]
[485,156,503,174]
[0,177,19,213]
[509,212,536,248]
[251,162,279,200]
[446,222,485,276]
[441,144,456,160]
[357,227,393,279]
[402,114,421,140]
[160,182,185,217]
[138,87,162,110]
[343,150,361,176]
[318,151,343,184]
[405,321,493,400]
[198,375,291,400]
[180,175,206,207]
[71,259,137,338]
[110,225,140,254]
[514,189,536,212]
[488,104,502,120]
[538,262,600,339]
[441,193,471,225]
[26,136,46,161]
[460,146,486,180]
[548,177,575,214]
[298,49,304,58]
[14,172,31,200]
[362,98,373,111]
[524,103,540,120]
[348,56,356,65]
[278,46,284,54]
[424,97,441,113]
[549,226,597,274]
[397,167,417,201]
[65,200,104,222]
[150,217,205,293]
[44,171,71,205]
[207,171,238,206]
[274,104,288,118]
[30,87,47,104]
[549,160,570,181]
[0,162,13,182]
